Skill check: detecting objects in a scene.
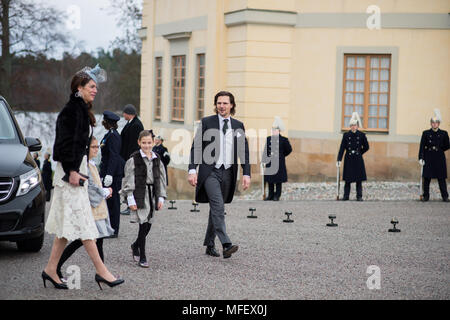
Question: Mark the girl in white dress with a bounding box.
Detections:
[42,65,123,290]
[55,136,115,280]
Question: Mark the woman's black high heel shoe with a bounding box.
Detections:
[95,274,124,290]
[42,271,68,289]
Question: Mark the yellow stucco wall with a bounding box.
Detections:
[226,23,293,133]
[154,0,209,23]
[141,0,450,136]
[139,0,450,192]
[294,0,450,13]
[291,27,450,135]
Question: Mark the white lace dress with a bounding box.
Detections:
[45,155,99,241]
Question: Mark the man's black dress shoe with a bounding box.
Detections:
[356,197,363,201]
[273,196,279,201]
[205,246,220,257]
[443,198,449,202]
[264,196,273,201]
[341,197,349,201]
[223,244,238,259]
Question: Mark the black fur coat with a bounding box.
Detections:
[53,93,90,175]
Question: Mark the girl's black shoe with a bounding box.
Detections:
[95,274,124,290]
[41,271,68,289]
[131,243,140,262]
[138,259,149,268]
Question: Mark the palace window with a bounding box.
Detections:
[196,54,205,121]
[171,55,186,122]
[154,57,162,120]
[342,54,391,131]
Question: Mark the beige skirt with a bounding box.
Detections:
[45,156,99,241]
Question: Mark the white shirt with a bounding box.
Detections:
[215,114,233,170]
[127,150,165,206]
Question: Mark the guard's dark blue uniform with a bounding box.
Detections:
[100,128,125,235]
[262,134,292,200]
[337,130,370,200]
[419,128,449,201]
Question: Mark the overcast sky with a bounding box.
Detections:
[44,0,123,57]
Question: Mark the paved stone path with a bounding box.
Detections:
[0,199,448,300]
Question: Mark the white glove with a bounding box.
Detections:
[102,188,112,199]
[419,159,425,166]
[336,161,341,167]
[104,175,113,187]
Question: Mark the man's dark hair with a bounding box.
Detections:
[214,91,236,116]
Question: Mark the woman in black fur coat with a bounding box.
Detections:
[42,65,123,290]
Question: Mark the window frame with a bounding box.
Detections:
[195,53,205,121]
[171,55,186,122]
[341,54,392,132]
[154,56,163,121]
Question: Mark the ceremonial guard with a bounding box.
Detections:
[262,116,292,201]
[418,109,449,202]
[100,111,126,237]
[153,134,171,186]
[337,112,369,201]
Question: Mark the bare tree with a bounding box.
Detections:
[0,0,68,100]
[106,0,143,54]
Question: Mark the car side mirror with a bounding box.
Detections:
[25,137,42,152]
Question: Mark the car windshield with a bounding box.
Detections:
[0,100,20,144]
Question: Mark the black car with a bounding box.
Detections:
[0,96,45,252]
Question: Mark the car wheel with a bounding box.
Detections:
[16,234,44,252]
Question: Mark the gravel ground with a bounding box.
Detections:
[0,195,448,300]
[237,181,448,201]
